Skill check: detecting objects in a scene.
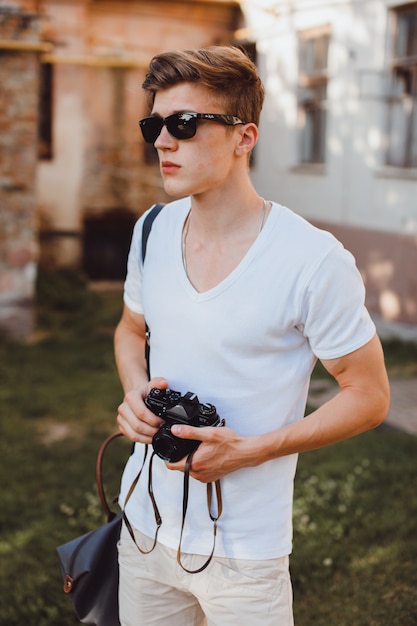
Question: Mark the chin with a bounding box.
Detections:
[163,183,194,198]
[164,189,184,199]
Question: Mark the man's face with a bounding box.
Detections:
[150,83,242,199]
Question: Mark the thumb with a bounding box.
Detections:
[171,424,203,440]
[147,377,169,391]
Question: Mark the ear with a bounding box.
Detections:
[234,123,258,157]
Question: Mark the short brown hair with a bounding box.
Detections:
[142,46,265,126]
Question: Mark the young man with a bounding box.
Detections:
[115,46,389,626]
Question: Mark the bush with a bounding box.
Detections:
[36,268,102,333]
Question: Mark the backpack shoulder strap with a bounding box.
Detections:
[141,203,165,263]
[141,203,165,378]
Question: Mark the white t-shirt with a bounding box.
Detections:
[119,197,375,560]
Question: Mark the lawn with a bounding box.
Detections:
[0,270,416,625]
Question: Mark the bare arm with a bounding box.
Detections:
[168,333,390,482]
[258,332,390,456]
[114,305,167,442]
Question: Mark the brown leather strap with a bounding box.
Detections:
[98,433,223,573]
[95,431,124,521]
[95,432,162,553]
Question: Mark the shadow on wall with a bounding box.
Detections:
[313,221,417,325]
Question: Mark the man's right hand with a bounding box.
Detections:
[117,377,169,444]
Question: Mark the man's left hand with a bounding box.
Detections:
[166,424,252,483]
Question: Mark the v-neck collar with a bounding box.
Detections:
[175,202,282,302]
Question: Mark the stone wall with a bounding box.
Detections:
[0,5,48,338]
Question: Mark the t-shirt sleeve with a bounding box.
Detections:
[299,244,376,360]
[123,215,146,314]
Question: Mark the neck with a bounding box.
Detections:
[181,195,270,292]
[188,187,265,240]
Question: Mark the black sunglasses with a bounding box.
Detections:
[139,112,245,144]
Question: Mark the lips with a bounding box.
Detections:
[161,161,180,174]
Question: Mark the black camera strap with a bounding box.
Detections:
[122,448,163,555]
[176,452,223,574]
[122,447,223,572]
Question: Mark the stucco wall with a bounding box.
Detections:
[243,0,417,323]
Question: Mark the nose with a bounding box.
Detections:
[154,124,177,150]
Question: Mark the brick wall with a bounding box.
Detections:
[0,6,44,339]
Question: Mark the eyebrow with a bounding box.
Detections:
[150,109,196,117]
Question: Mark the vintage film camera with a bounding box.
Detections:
[145,388,222,463]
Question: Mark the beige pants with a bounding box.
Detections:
[118,523,294,626]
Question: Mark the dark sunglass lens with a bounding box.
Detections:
[140,117,163,143]
[166,114,197,140]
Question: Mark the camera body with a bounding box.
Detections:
[145,387,222,462]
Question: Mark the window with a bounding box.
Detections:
[83,210,136,280]
[386,3,417,168]
[38,62,53,159]
[297,27,330,164]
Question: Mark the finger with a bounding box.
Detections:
[165,458,187,472]
[117,409,156,441]
[119,394,164,429]
[147,377,169,393]
[166,454,216,484]
[117,402,161,440]
[116,414,154,444]
[170,424,205,440]
[170,424,222,443]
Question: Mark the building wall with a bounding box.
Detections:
[6,0,414,332]
[1,0,242,337]
[242,0,417,324]
[0,5,49,338]
[36,0,243,269]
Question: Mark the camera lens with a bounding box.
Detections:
[153,432,182,463]
[152,425,199,463]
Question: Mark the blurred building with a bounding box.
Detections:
[0,0,245,337]
[1,0,416,339]
[0,2,51,337]
[242,0,417,325]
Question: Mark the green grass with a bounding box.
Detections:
[0,270,416,625]
[292,429,417,625]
